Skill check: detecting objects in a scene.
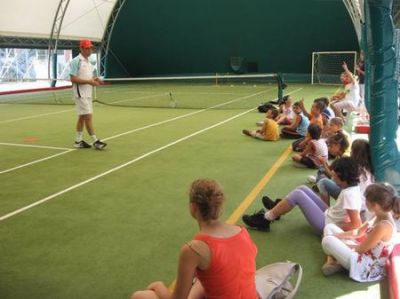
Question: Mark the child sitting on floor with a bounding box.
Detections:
[132,179,260,299]
[275,95,295,125]
[321,117,351,148]
[322,182,398,281]
[280,101,309,139]
[322,117,343,138]
[242,157,363,234]
[292,100,326,152]
[307,132,350,185]
[243,108,280,141]
[319,97,335,125]
[299,97,333,128]
[330,62,360,120]
[316,139,374,209]
[292,124,328,169]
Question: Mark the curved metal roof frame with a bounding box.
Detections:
[0,0,125,80]
[49,0,71,84]
[0,0,119,48]
[99,0,126,77]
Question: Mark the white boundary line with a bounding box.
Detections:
[0,109,74,124]
[0,109,254,221]
[105,73,277,81]
[0,143,73,174]
[0,87,298,174]
[0,89,273,174]
[0,142,72,151]
[0,150,74,175]
[108,93,169,104]
[103,89,272,141]
[0,87,303,221]
[101,88,245,96]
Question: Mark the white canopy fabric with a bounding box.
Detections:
[0,0,117,42]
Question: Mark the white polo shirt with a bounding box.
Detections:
[70,53,95,99]
[325,185,362,225]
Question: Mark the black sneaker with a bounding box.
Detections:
[242,129,252,137]
[261,196,281,220]
[312,184,320,193]
[262,196,280,209]
[242,209,271,232]
[74,140,91,149]
[93,140,107,150]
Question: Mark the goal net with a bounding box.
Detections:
[311,51,358,85]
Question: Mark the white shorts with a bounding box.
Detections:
[333,100,357,111]
[74,97,93,115]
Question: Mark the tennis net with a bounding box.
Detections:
[0,73,286,110]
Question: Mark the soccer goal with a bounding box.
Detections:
[311,51,358,85]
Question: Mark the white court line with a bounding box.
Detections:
[0,108,255,222]
[1,88,300,175]
[0,109,74,124]
[101,89,243,96]
[0,89,271,175]
[109,92,169,104]
[0,88,303,221]
[0,150,74,175]
[103,89,273,141]
[0,143,73,174]
[173,91,247,95]
[103,89,251,105]
[0,142,72,151]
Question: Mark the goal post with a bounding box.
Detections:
[311,51,358,85]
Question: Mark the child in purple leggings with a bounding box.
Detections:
[242,157,362,234]
[317,139,374,216]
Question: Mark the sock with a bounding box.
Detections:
[91,135,98,142]
[76,131,83,142]
[265,210,277,221]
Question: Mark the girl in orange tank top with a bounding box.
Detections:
[131,179,259,299]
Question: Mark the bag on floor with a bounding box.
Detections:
[255,261,303,299]
[257,102,277,113]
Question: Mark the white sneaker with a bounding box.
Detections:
[307,175,316,184]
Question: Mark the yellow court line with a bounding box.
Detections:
[169,145,292,290]
[226,145,293,224]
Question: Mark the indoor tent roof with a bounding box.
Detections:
[0,0,117,42]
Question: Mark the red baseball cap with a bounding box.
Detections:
[79,39,94,49]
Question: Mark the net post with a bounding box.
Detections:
[215,73,218,87]
[50,52,57,88]
[276,73,285,102]
[311,52,315,84]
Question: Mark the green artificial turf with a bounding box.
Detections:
[0,83,387,299]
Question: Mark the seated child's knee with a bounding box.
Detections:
[321,235,337,252]
[131,291,148,299]
[323,223,340,237]
[147,281,165,290]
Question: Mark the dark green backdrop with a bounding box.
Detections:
[105,0,358,78]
